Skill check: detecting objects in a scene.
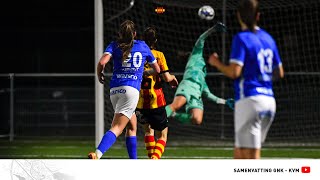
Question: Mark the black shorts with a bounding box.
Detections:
[136,106,168,131]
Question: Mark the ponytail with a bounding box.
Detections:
[117,20,136,61]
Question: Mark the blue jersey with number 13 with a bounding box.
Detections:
[230,27,282,101]
[104,40,156,91]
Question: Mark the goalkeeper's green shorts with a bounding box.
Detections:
[174,79,204,112]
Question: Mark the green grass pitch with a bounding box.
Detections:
[0,139,319,159]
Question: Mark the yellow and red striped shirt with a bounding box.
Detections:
[137,49,169,109]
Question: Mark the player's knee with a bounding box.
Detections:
[159,133,167,141]
[125,128,136,137]
[191,116,202,125]
[127,124,137,132]
[170,104,180,112]
[190,112,203,125]
[155,130,168,141]
[144,128,153,135]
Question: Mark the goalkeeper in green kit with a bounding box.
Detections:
[165,23,234,124]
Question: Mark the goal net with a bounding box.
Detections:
[103,0,320,146]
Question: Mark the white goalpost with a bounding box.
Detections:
[94,0,136,147]
[94,0,104,147]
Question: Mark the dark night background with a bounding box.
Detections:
[0,0,94,135]
[1,0,94,73]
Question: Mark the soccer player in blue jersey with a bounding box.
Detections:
[208,0,284,159]
[88,20,160,159]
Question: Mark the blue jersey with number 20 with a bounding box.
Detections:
[104,40,156,91]
[230,27,282,101]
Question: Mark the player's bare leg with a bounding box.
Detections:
[166,96,204,124]
[166,95,196,123]
[89,113,129,159]
[125,114,137,137]
[110,113,130,136]
[189,108,204,125]
[144,124,154,137]
[166,95,187,117]
[234,147,242,159]
[234,147,260,159]
[156,128,168,142]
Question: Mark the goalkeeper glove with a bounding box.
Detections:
[226,98,235,110]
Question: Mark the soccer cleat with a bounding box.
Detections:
[150,156,159,160]
[88,152,98,159]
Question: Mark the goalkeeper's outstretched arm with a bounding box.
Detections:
[202,82,226,104]
[202,82,235,110]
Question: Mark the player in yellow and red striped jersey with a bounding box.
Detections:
[136,26,178,159]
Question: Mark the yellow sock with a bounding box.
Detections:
[151,140,166,159]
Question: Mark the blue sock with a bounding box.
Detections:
[97,130,117,154]
[126,136,137,159]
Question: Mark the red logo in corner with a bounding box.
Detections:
[301,166,311,173]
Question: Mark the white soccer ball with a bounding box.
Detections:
[198,5,215,20]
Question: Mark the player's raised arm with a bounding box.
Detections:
[162,72,178,88]
[208,52,242,79]
[202,82,220,103]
